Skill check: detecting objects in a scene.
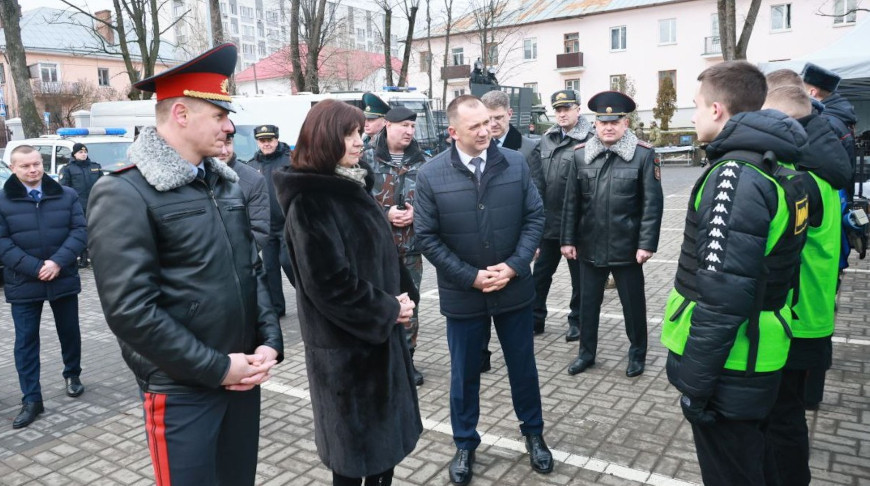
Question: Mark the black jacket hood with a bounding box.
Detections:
[822,93,858,126]
[796,113,853,190]
[705,109,808,163]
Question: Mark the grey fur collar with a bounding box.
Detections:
[544,116,593,142]
[584,129,638,164]
[127,126,239,192]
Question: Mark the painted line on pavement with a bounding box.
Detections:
[261,380,699,486]
[844,268,870,273]
[832,336,870,346]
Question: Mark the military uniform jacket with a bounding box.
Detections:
[561,130,663,266]
[538,118,593,240]
[58,158,103,216]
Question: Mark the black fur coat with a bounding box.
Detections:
[274,168,422,477]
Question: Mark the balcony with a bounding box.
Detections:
[555,52,584,72]
[703,36,722,56]
[441,64,471,82]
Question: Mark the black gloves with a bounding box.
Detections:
[680,394,718,426]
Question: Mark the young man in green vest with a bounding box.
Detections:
[762,77,852,486]
[660,61,808,486]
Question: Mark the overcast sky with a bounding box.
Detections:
[26,0,115,11]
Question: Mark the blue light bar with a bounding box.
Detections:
[382,86,417,92]
[57,127,127,136]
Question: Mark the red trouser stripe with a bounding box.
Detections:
[144,393,172,486]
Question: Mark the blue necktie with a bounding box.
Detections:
[197,167,205,181]
[29,189,41,202]
[471,157,483,185]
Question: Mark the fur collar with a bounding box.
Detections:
[544,116,594,142]
[127,126,239,192]
[584,129,638,164]
[3,174,64,199]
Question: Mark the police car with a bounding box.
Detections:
[2,128,134,179]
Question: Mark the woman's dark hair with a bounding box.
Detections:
[292,99,365,172]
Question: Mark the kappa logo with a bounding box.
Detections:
[708,240,723,250]
[713,203,728,214]
[722,168,737,178]
[711,215,726,225]
[709,228,724,238]
[715,191,731,202]
[794,195,809,235]
[705,253,722,263]
[717,179,734,189]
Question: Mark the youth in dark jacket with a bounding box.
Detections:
[561,91,663,378]
[275,100,421,484]
[415,95,552,485]
[58,142,102,268]
[0,145,88,428]
[217,126,269,249]
[248,126,295,314]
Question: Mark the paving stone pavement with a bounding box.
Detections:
[1,166,868,485]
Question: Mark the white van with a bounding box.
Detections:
[3,128,134,177]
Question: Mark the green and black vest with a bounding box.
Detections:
[661,151,809,373]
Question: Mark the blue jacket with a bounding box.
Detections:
[0,174,87,303]
[415,142,544,318]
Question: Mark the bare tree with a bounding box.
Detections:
[0,0,42,137]
[379,1,395,86]
[440,0,455,105]
[716,0,761,60]
[468,0,523,79]
[208,0,224,45]
[425,0,433,98]
[34,79,123,130]
[289,0,343,93]
[58,0,186,100]
[396,0,421,86]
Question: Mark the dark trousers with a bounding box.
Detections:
[447,305,544,450]
[805,368,825,407]
[12,294,82,402]
[532,238,581,328]
[332,468,394,486]
[692,418,778,486]
[578,262,647,362]
[402,253,423,349]
[262,234,295,314]
[766,369,811,485]
[142,387,261,486]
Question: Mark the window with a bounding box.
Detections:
[564,33,579,53]
[565,79,580,92]
[0,64,5,84]
[219,2,226,14]
[659,70,677,90]
[452,47,464,66]
[98,67,110,87]
[366,11,372,36]
[357,28,365,42]
[523,82,538,94]
[173,1,185,18]
[258,42,266,56]
[243,25,254,36]
[659,18,676,44]
[487,44,498,65]
[523,38,537,60]
[834,0,857,24]
[240,6,254,18]
[56,146,71,171]
[610,74,626,91]
[420,51,432,73]
[231,19,239,34]
[771,4,791,30]
[229,0,236,15]
[610,26,627,50]
[242,43,255,55]
[453,89,466,98]
[40,63,59,83]
[257,24,265,37]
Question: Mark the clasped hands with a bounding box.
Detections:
[222,345,279,391]
[38,260,61,281]
[395,292,416,326]
[472,263,516,293]
[388,204,414,228]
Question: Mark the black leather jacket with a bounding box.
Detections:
[562,131,663,266]
[249,142,292,234]
[87,127,283,394]
[538,119,593,240]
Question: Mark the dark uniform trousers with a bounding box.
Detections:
[262,234,295,314]
[693,418,778,486]
[766,369,812,485]
[447,305,544,450]
[402,253,423,349]
[142,387,261,486]
[12,294,82,402]
[532,238,581,329]
[578,261,647,362]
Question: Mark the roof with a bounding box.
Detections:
[420,0,686,38]
[236,45,403,89]
[2,7,178,63]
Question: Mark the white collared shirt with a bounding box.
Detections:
[456,147,488,174]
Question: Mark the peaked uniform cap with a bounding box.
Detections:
[134,43,237,112]
[588,91,636,121]
[551,89,580,108]
[254,125,279,139]
[363,92,390,119]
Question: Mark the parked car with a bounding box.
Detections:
[2,128,134,177]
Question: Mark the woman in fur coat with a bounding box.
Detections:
[274,99,423,486]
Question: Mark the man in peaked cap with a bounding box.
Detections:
[561,90,663,378]
[529,89,593,349]
[87,43,283,486]
[362,92,390,148]
[364,104,429,386]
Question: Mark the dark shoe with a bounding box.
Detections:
[525,434,554,474]
[805,402,820,411]
[448,448,475,485]
[409,349,424,386]
[12,401,44,429]
[565,324,580,342]
[77,259,89,269]
[533,321,545,335]
[480,350,492,373]
[65,376,85,397]
[276,309,286,317]
[567,357,594,375]
[626,360,645,378]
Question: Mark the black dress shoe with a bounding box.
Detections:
[567,357,594,375]
[65,376,85,397]
[409,349,424,387]
[626,360,645,378]
[480,350,492,373]
[13,401,44,429]
[525,434,554,474]
[533,321,545,335]
[448,448,475,485]
[565,324,580,342]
